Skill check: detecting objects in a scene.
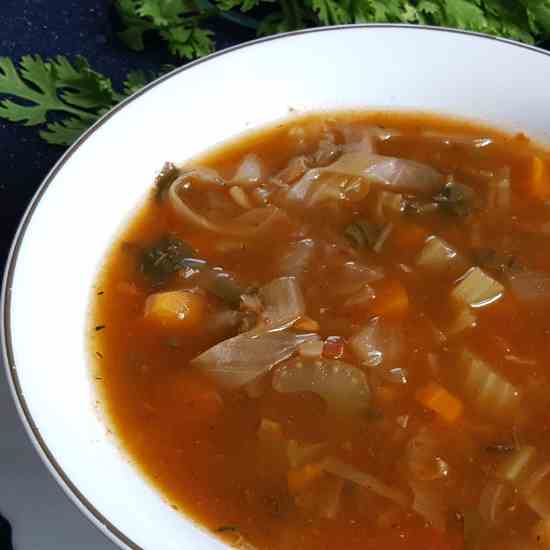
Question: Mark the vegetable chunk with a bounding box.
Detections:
[145,290,206,328]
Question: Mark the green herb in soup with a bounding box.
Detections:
[91,112,550,550]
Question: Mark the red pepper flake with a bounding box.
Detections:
[323,336,345,360]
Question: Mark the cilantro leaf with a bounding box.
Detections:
[116,0,217,59]
[4,0,550,146]
[311,0,352,25]
[115,0,156,51]
[114,0,550,59]
[0,55,164,146]
[161,26,215,58]
[40,113,100,146]
[216,0,266,11]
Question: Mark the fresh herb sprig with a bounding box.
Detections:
[3,1,550,146]
[0,55,164,145]
[116,0,550,60]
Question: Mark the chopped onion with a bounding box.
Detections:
[451,267,504,308]
[385,367,409,384]
[298,340,324,359]
[244,375,268,399]
[409,480,447,530]
[479,480,512,525]
[494,447,550,519]
[420,130,493,148]
[174,166,226,187]
[232,154,263,186]
[342,135,374,154]
[271,156,310,186]
[460,349,521,423]
[372,223,393,253]
[323,457,410,508]
[524,462,550,518]
[322,152,445,195]
[169,175,285,237]
[313,132,340,166]
[343,285,376,309]
[306,176,350,205]
[368,126,402,142]
[286,168,321,202]
[287,152,444,204]
[487,168,511,211]
[330,261,384,300]
[349,318,403,368]
[447,304,477,336]
[508,270,550,307]
[341,126,375,154]
[496,446,536,485]
[240,293,263,314]
[259,276,305,331]
[229,186,253,209]
[374,190,404,222]
[278,239,316,278]
[416,236,468,276]
[406,428,450,482]
[272,359,370,416]
[192,330,318,388]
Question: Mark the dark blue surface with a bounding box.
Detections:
[0,0,251,272]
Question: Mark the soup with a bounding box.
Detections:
[91,112,550,550]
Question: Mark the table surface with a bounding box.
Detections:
[1,1,249,548]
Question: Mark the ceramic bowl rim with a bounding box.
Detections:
[3,23,550,550]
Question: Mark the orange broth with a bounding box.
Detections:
[91,112,550,550]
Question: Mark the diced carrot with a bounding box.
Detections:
[391,222,429,251]
[416,382,463,423]
[287,461,326,495]
[294,316,320,332]
[144,290,206,328]
[366,278,410,320]
[525,155,550,200]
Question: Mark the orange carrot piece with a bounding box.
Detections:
[294,316,320,332]
[144,290,207,328]
[391,222,428,251]
[526,156,550,200]
[367,279,410,320]
[416,382,463,423]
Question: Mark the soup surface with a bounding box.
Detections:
[92,112,550,550]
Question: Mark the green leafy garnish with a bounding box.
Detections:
[116,0,550,60]
[140,236,244,305]
[3,1,550,146]
[433,181,475,217]
[141,236,198,283]
[0,55,164,145]
[115,0,218,59]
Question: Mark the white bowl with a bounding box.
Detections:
[3,25,550,550]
